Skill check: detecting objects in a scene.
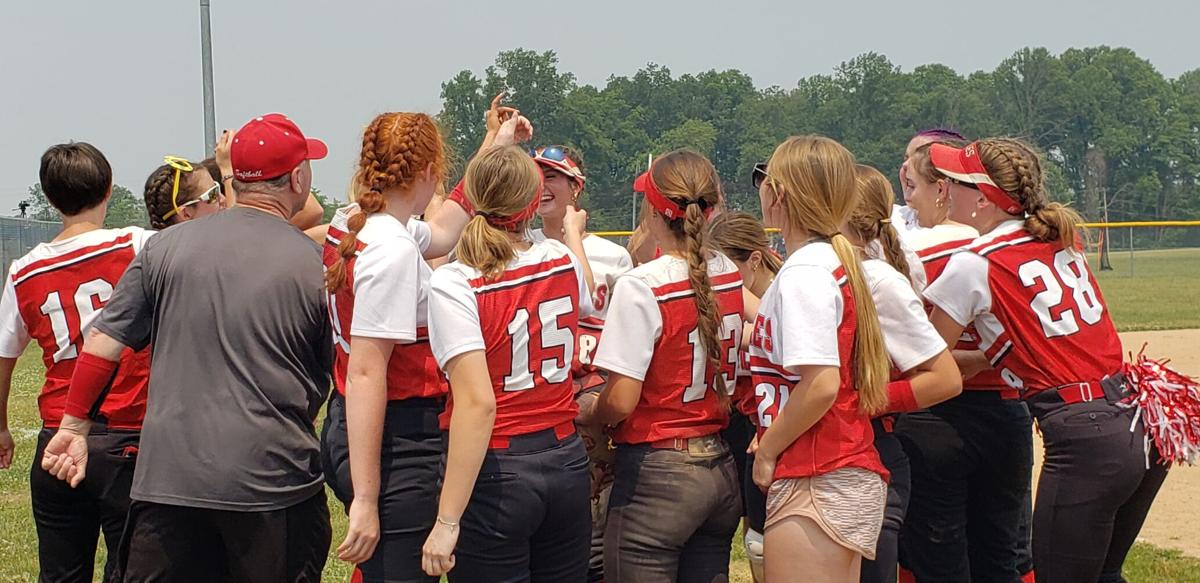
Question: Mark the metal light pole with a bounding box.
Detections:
[200,0,217,156]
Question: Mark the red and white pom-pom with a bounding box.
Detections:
[1121,345,1200,466]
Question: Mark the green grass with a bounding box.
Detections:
[2,247,1199,582]
[1091,248,1200,332]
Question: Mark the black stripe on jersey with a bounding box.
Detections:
[920,247,959,264]
[655,280,743,304]
[12,240,135,287]
[472,263,575,295]
[989,340,1013,366]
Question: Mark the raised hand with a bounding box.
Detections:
[215,129,234,176]
[495,115,534,147]
[485,92,518,134]
[563,205,588,239]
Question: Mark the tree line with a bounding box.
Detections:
[16,46,1200,246]
[438,47,1200,244]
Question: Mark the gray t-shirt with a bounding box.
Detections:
[97,207,332,511]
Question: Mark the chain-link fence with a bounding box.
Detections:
[1,217,61,273]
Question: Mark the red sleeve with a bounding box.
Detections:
[446,179,473,215]
[63,352,120,419]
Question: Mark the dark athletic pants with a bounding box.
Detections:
[605,436,742,583]
[896,392,1034,583]
[448,430,591,583]
[31,426,138,583]
[861,418,911,583]
[121,491,331,582]
[721,411,766,533]
[1025,376,1169,583]
[321,394,443,583]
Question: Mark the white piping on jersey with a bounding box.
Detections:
[749,364,801,383]
[989,339,1013,366]
[920,247,960,264]
[975,235,1035,257]
[471,262,575,293]
[654,279,743,303]
[12,239,134,286]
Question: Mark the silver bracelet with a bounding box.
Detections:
[436,516,459,529]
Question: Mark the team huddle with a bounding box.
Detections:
[0,95,1184,583]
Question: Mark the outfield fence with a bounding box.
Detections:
[593,220,1200,276]
[0,217,60,273]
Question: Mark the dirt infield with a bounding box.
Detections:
[1032,329,1200,558]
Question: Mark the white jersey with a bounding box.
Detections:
[904,222,979,253]
[866,237,927,293]
[862,259,946,373]
[891,204,926,239]
[325,205,443,400]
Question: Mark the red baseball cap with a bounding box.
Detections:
[929,141,1023,215]
[231,113,328,182]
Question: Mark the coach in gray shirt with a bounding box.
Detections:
[43,113,334,582]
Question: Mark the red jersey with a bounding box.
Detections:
[428,240,592,439]
[530,230,633,391]
[593,254,744,445]
[733,350,758,419]
[0,227,153,428]
[923,221,1123,394]
[918,237,1007,391]
[748,242,887,481]
[323,207,446,401]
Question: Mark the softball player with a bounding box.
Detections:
[320,112,451,582]
[0,143,152,582]
[526,144,633,583]
[922,138,1168,583]
[750,136,891,583]
[847,164,963,583]
[591,149,744,582]
[707,210,784,583]
[423,145,594,582]
[896,140,1035,583]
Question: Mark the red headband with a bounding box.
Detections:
[478,173,545,232]
[633,168,712,221]
[930,142,1023,215]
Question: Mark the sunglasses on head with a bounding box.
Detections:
[161,155,220,221]
[530,146,569,163]
[751,162,770,190]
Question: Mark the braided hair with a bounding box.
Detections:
[325,112,447,293]
[143,163,205,230]
[977,138,1084,250]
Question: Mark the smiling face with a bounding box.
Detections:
[536,166,581,220]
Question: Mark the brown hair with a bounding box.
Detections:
[326,112,447,292]
[40,142,112,216]
[766,136,889,416]
[976,138,1084,250]
[455,146,543,279]
[647,149,730,406]
[850,164,911,282]
[707,211,782,275]
[143,162,207,230]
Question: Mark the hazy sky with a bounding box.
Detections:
[2,0,1197,214]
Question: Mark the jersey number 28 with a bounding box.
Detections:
[1018,250,1103,338]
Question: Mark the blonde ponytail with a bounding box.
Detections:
[453,145,542,280]
[830,234,889,415]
